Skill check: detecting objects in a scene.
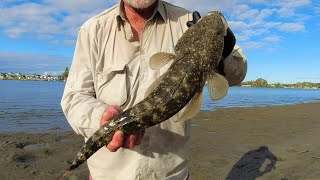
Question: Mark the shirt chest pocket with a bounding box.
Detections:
[96,63,128,106]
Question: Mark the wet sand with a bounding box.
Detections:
[1,103,320,179]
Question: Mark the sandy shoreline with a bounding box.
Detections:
[1,102,320,179]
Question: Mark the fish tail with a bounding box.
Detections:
[58,112,133,179]
[57,125,114,179]
[57,164,77,180]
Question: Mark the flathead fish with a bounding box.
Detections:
[59,11,230,179]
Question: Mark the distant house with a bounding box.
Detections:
[40,74,60,81]
[25,75,32,80]
[7,73,18,79]
[1,72,64,81]
[16,73,24,80]
[31,74,41,79]
[50,76,60,81]
[40,75,48,80]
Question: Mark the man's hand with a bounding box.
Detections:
[100,105,145,152]
[186,11,201,27]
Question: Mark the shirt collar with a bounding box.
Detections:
[117,0,167,23]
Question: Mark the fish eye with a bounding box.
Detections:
[207,11,214,15]
[206,11,216,16]
[206,11,222,16]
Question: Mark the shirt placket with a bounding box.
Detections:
[138,18,158,95]
[137,18,157,179]
[121,15,163,179]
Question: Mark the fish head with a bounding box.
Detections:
[197,11,228,37]
[188,11,227,70]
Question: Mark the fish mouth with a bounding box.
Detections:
[206,11,215,15]
[206,11,222,16]
[205,11,228,36]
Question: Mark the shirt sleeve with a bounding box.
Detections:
[223,45,247,86]
[61,28,108,138]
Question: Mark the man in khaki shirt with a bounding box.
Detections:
[61,0,247,179]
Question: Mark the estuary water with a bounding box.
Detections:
[0,80,319,133]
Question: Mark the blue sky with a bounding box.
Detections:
[0,0,319,83]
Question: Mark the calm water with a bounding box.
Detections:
[0,80,319,133]
[0,80,68,133]
[202,86,320,110]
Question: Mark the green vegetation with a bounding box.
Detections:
[62,67,69,81]
[241,78,320,89]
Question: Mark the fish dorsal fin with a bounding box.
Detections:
[207,73,229,101]
[149,52,175,70]
[176,90,204,122]
[144,73,166,98]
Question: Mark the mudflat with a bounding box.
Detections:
[0,103,319,179]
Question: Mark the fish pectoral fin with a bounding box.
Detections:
[149,52,175,70]
[207,73,229,101]
[145,73,165,98]
[176,90,204,122]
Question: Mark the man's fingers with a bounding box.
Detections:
[100,105,124,152]
[101,106,145,151]
[107,129,146,151]
[100,105,122,126]
[112,105,123,113]
[135,130,145,146]
[100,111,115,125]
[106,130,124,152]
[124,134,137,148]
[123,129,146,148]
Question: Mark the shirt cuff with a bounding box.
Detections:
[75,102,108,138]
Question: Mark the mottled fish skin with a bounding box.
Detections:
[58,11,226,179]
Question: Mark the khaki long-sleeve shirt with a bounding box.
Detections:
[61,0,247,179]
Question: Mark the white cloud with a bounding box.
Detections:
[42,0,110,13]
[278,23,305,32]
[234,28,269,41]
[0,3,64,38]
[0,0,118,43]
[275,0,311,17]
[263,35,281,42]
[241,41,264,50]
[62,39,76,46]
[276,0,311,8]
[228,21,249,30]
[314,7,320,15]
[4,28,26,38]
[0,51,71,74]
[37,34,54,40]
[0,0,315,50]
[229,4,260,20]
[165,0,311,50]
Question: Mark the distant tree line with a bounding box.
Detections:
[0,67,70,81]
[62,67,69,81]
[241,78,320,89]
